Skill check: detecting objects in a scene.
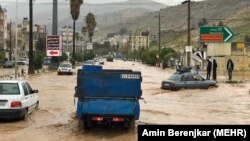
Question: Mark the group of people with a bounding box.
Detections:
[206,58,234,81]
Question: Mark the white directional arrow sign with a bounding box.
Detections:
[224,27,234,42]
[200,26,235,42]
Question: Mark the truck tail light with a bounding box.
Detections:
[11,101,22,108]
[113,117,124,122]
[92,117,103,121]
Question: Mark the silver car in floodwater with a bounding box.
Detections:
[161,68,217,91]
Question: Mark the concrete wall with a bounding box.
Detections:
[207,43,231,56]
[214,56,250,75]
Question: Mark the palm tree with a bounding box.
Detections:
[70,0,83,65]
[86,12,96,42]
[81,26,87,36]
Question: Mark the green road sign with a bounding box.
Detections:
[200,26,235,42]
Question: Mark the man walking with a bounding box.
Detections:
[206,58,212,80]
[227,58,234,80]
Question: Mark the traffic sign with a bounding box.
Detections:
[86,42,93,50]
[46,35,62,56]
[200,26,235,42]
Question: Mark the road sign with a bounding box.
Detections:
[46,35,62,56]
[237,42,245,49]
[47,50,59,56]
[86,42,93,50]
[200,26,235,42]
[185,46,192,52]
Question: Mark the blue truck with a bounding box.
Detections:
[75,65,142,130]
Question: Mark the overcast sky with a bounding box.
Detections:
[0,0,205,6]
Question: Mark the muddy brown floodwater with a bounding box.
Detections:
[0,60,250,141]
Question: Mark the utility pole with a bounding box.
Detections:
[155,10,163,67]
[28,0,35,74]
[52,0,58,65]
[9,20,12,61]
[52,0,58,35]
[15,0,18,78]
[158,10,161,67]
[187,0,191,67]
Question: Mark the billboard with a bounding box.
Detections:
[46,35,62,56]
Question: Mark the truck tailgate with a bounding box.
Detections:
[77,98,140,120]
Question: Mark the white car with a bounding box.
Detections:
[57,62,73,75]
[0,80,39,120]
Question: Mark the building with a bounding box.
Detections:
[15,17,47,59]
[130,35,149,51]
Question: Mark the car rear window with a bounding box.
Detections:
[0,83,20,95]
[59,64,72,68]
[168,73,182,81]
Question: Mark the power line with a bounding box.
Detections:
[0,1,180,5]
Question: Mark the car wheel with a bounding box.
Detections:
[57,72,60,75]
[208,85,215,89]
[35,101,39,110]
[21,109,28,121]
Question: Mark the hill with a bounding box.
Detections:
[98,0,250,44]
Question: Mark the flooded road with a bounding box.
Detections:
[0,60,250,141]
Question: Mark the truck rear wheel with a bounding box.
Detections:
[124,118,136,132]
[78,117,92,132]
[78,118,87,132]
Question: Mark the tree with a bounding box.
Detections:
[81,26,87,36]
[141,30,149,36]
[119,27,127,35]
[86,12,96,42]
[70,0,83,65]
[198,18,208,27]
[36,37,46,52]
[217,21,224,26]
[244,35,250,42]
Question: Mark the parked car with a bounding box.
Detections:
[97,59,104,65]
[18,58,29,65]
[3,61,14,68]
[84,60,94,65]
[161,67,217,91]
[106,55,113,62]
[17,61,28,66]
[0,80,39,120]
[57,62,73,75]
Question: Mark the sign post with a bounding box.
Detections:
[86,42,93,50]
[46,35,62,57]
[200,26,235,81]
